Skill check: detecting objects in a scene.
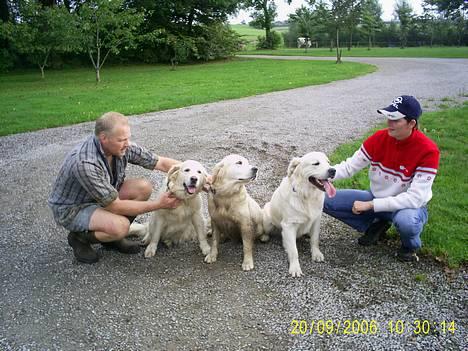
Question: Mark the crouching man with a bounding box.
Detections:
[323,96,440,262]
[48,112,181,264]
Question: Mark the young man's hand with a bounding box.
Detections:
[352,200,373,214]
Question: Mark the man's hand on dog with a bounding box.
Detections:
[158,191,182,209]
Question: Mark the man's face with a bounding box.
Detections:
[387,118,415,140]
[100,124,131,157]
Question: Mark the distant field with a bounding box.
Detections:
[0,58,375,136]
[230,24,289,49]
[238,46,468,58]
[230,24,264,42]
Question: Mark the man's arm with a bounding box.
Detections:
[333,146,371,181]
[155,156,180,173]
[104,191,180,216]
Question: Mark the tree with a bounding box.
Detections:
[323,0,361,63]
[426,0,467,46]
[360,0,382,49]
[244,0,293,49]
[343,0,362,50]
[4,1,76,77]
[394,0,414,48]
[77,0,144,82]
[289,6,315,51]
[420,2,440,47]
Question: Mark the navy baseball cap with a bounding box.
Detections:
[377,95,422,120]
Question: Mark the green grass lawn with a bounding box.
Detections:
[329,103,468,267]
[0,58,375,136]
[238,46,468,58]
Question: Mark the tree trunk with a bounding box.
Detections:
[368,32,371,50]
[348,30,353,51]
[0,0,9,22]
[262,0,272,49]
[336,28,341,64]
[39,65,45,79]
[96,68,100,82]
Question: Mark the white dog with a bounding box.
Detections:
[204,154,267,271]
[263,152,336,277]
[128,160,210,258]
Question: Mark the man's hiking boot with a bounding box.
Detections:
[68,231,100,264]
[358,220,391,246]
[396,246,420,262]
[102,238,141,254]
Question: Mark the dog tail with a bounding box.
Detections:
[128,222,149,243]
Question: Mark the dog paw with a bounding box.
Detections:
[311,249,324,262]
[242,260,254,271]
[289,262,303,277]
[259,234,270,243]
[204,253,217,264]
[199,241,211,256]
[144,243,157,258]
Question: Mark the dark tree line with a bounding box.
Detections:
[0,0,251,78]
[284,0,467,55]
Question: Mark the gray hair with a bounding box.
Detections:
[94,112,128,136]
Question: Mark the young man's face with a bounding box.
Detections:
[387,118,416,140]
[100,124,131,157]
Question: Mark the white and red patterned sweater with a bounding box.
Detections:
[333,129,440,212]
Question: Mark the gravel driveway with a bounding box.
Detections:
[0,57,467,350]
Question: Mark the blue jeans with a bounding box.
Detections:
[323,189,428,250]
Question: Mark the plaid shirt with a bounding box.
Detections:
[48,135,158,227]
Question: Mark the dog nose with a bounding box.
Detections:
[190,176,198,184]
[251,167,258,174]
[328,168,336,178]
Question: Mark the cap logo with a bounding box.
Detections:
[391,96,403,109]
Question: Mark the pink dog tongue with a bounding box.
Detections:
[187,185,197,194]
[323,180,336,198]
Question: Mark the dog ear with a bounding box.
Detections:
[199,165,209,188]
[167,164,181,189]
[287,157,301,178]
[210,161,225,185]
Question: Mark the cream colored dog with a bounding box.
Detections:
[263,152,336,277]
[129,160,210,258]
[204,154,267,271]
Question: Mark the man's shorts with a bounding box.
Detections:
[64,204,100,232]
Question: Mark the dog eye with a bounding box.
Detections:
[197,170,201,174]
[236,161,243,165]
[184,168,190,172]
[312,162,320,166]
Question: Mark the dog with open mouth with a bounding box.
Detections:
[263,152,336,277]
[204,154,267,271]
[128,160,210,258]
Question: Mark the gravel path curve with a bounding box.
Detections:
[1,57,467,350]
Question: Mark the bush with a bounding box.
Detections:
[194,23,242,61]
[256,30,282,49]
[134,23,241,65]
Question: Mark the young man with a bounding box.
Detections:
[324,96,440,262]
[48,112,182,264]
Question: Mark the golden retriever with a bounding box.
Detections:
[263,152,336,277]
[204,154,267,271]
[129,160,210,258]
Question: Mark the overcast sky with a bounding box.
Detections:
[229,0,424,24]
